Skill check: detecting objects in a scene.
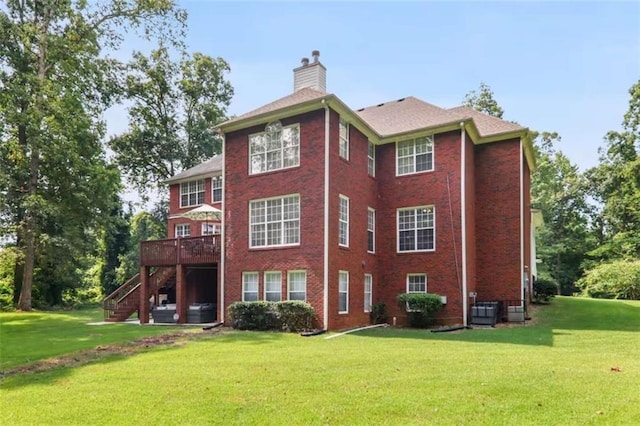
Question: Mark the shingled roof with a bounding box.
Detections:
[164,154,223,184]
[447,106,524,137]
[355,97,462,137]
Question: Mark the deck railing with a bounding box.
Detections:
[140,235,220,266]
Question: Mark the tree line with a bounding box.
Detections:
[1,2,638,311]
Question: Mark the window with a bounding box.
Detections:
[175,224,190,237]
[407,274,427,293]
[339,271,349,313]
[396,136,434,175]
[398,206,435,252]
[364,274,372,313]
[201,223,217,235]
[368,141,375,176]
[212,176,222,202]
[242,272,259,301]
[339,118,349,160]
[249,121,300,174]
[264,271,282,302]
[367,207,375,253]
[180,180,205,207]
[250,194,300,248]
[288,270,306,301]
[339,195,349,247]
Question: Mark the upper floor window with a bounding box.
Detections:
[339,195,349,247]
[249,121,300,175]
[180,180,205,207]
[367,207,375,253]
[201,223,218,235]
[250,194,300,248]
[398,206,435,252]
[396,136,434,176]
[175,224,190,238]
[212,176,222,203]
[368,141,375,176]
[339,118,349,160]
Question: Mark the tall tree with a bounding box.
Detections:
[462,82,505,118]
[0,0,186,310]
[109,47,233,198]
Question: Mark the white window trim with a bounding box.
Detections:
[287,270,307,301]
[397,205,436,253]
[368,140,375,177]
[201,223,217,236]
[180,179,205,208]
[395,136,434,176]
[367,207,375,254]
[248,122,300,175]
[364,274,372,313]
[242,272,259,302]
[406,273,427,312]
[249,193,300,249]
[175,223,191,238]
[212,176,222,203]
[339,118,349,160]
[264,271,282,302]
[339,194,349,247]
[338,270,349,314]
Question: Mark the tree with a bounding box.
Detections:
[584,81,640,261]
[116,211,166,284]
[0,0,186,310]
[462,82,505,118]
[109,47,233,199]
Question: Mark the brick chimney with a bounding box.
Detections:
[293,50,326,92]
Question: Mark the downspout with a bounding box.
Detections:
[323,100,330,330]
[460,123,468,326]
[520,139,525,303]
[220,134,226,323]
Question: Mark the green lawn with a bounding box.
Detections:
[1,297,639,425]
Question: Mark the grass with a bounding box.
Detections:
[1,297,639,425]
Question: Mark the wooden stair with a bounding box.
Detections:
[103,266,176,322]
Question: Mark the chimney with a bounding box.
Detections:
[293,50,326,93]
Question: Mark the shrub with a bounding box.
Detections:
[577,260,640,300]
[533,278,557,303]
[227,301,316,332]
[370,302,387,324]
[227,301,277,330]
[397,293,443,328]
[274,301,315,332]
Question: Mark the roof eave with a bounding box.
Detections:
[164,170,222,185]
[377,119,470,144]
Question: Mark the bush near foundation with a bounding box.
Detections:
[397,293,443,328]
[227,301,315,332]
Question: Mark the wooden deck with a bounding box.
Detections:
[140,235,220,266]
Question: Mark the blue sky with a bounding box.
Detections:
[109,1,639,172]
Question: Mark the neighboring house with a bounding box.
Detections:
[107,51,540,329]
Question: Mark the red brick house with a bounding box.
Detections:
[105,51,539,329]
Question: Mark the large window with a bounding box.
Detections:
[242,272,259,301]
[212,176,222,202]
[368,141,375,176]
[264,271,282,302]
[339,118,349,160]
[407,274,427,293]
[339,271,349,313]
[339,195,349,247]
[364,274,372,313]
[288,270,306,301]
[398,206,435,252]
[367,207,375,253]
[249,121,300,174]
[180,180,205,207]
[396,136,434,175]
[175,224,190,237]
[250,194,300,248]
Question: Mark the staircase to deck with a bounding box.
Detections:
[103,266,176,322]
